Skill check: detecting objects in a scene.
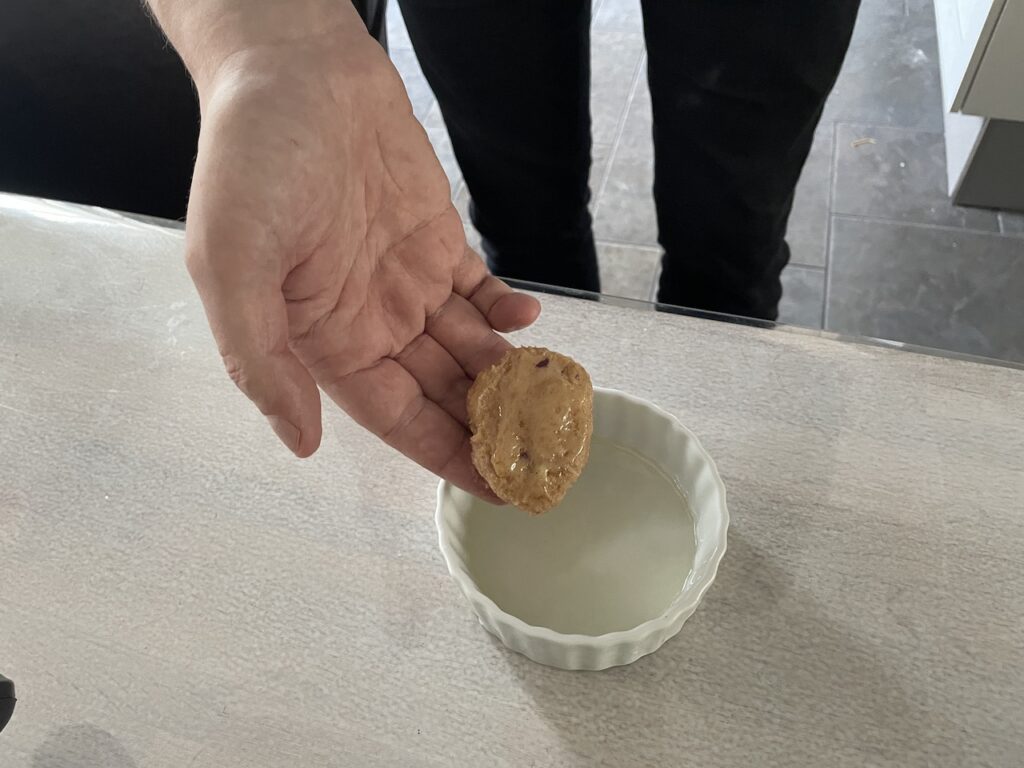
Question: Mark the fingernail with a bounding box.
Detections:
[267,416,301,454]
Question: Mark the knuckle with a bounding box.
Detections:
[221,353,249,390]
[221,351,283,419]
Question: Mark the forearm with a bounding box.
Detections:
[146,0,363,90]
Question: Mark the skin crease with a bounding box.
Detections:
[176,20,541,500]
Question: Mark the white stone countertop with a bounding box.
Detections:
[1,195,1022,767]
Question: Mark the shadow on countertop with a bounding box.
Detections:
[33,724,137,768]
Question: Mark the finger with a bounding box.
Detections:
[452,247,541,332]
[425,294,512,378]
[323,359,500,502]
[468,276,542,332]
[188,254,322,458]
[394,333,472,425]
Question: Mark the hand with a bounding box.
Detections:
[185,33,540,498]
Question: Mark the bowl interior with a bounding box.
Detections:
[442,389,726,637]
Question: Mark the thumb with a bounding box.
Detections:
[187,252,322,458]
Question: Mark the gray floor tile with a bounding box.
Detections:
[1000,212,1024,237]
[590,142,614,209]
[826,217,1024,362]
[833,123,999,231]
[386,3,414,51]
[452,180,469,221]
[779,266,826,329]
[787,125,834,268]
[592,0,644,33]
[613,84,652,160]
[590,29,645,146]
[451,182,480,251]
[593,90,656,246]
[593,156,657,246]
[597,242,660,301]
[904,0,935,19]
[422,103,461,191]
[822,0,944,133]
[390,49,435,122]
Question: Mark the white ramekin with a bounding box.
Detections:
[436,387,729,671]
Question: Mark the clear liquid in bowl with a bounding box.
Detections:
[462,437,697,635]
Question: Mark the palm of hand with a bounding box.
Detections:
[187,45,538,497]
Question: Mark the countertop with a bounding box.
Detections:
[1,195,1022,767]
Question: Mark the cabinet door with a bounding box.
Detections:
[960,0,1024,121]
[934,0,1003,111]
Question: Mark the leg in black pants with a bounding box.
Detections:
[398,0,599,293]
[401,0,859,319]
[642,0,860,319]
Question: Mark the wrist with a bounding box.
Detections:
[149,0,364,93]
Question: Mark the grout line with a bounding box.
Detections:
[830,212,1011,238]
[786,263,827,273]
[822,120,839,330]
[832,119,945,138]
[595,237,661,253]
[995,212,1024,238]
[593,51,647,215]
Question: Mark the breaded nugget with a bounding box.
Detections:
[467,347,593,514]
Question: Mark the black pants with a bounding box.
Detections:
[399,0,860,319]
[1,1,856,318]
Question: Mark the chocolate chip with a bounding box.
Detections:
[519,450,529,459]
[536,358,550,368]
